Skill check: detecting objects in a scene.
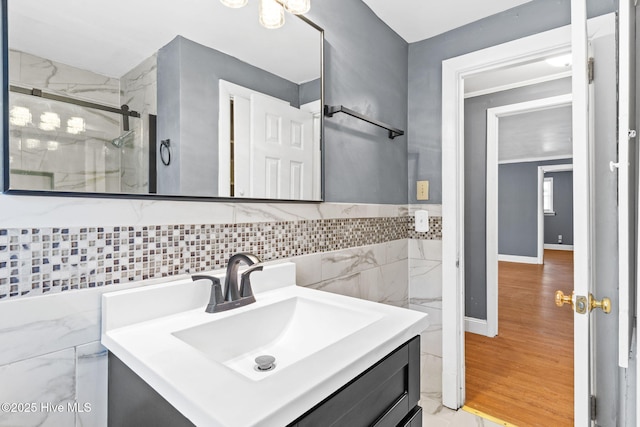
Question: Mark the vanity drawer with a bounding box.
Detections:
[288,335,421,427]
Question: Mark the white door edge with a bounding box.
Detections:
[618,0,633,370]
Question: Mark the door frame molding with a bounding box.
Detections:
[441,13,614,411]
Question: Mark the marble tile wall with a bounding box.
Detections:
[0,348,76,427]
[0,239,411,427]
[0,202,443,426]
[9,50,120,106]
[291,239,409,307]
[120,54,157,194]
[9,50,125,193]
[408,205,445,414]
[0,280,145,427]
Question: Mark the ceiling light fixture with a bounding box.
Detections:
[221,0,310,29]
[282,0,310,15]
[259,0,285,29]
[39,112,60,131]
[10,106,32,127]
[67,117,86,135]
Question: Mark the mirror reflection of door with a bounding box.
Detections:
[249,92,314,200]
[218,80,321,200]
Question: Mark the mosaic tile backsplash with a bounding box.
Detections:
[0,216,442,299]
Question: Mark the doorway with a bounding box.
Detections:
[464,93,575,424]
[441,12,618,425]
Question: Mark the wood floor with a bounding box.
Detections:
[464,250,574,426]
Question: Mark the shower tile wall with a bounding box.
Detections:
[0,200,441,427]
[8,50,141,193]
[9,50,120,106]
[120,54,157,194]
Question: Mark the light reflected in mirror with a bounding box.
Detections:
[6,0,323,200]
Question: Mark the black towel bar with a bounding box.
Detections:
[324,105,404,139]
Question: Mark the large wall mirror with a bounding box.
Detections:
[5,0,323,201]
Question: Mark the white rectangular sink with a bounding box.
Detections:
[173,296,383,381]
[102,262,428,427]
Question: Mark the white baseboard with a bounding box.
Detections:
[465,317,489,336]
[544,244,574,251]
[497,254,540,264]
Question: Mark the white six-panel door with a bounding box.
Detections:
[250,92,314,199]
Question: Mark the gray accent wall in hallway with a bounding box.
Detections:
[497,159,573,258]
[544,171,574,246]
[462,79,571,319]
[307,0,408,204]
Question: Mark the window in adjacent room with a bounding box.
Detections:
[543,176,555,215]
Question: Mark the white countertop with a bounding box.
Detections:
[102,263,429,427]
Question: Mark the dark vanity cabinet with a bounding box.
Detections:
[287,336,422,427]
[108,336,422,427]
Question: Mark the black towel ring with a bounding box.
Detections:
[160,139,171,166]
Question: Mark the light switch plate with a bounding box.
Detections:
[417,181,429,200]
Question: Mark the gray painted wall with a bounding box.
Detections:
[307,0,409,204]
[300,78,321,106]
[407,0,615,205]
[544,171,573,246]
[498,162,538,257]
[156,39,182,196]
[157,36,308,196]
[497,159,572,258]
[463,79,571,319]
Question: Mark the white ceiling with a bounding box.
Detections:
[11,0,570,162]
[8,0,320,82]
[10,0,540,85]
[499,105,573,163]
[465,58,571,96]
[362,0,534,43]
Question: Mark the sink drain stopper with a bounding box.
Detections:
[254,355,276,372]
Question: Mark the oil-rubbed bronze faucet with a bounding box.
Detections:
[192,253,263,313]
